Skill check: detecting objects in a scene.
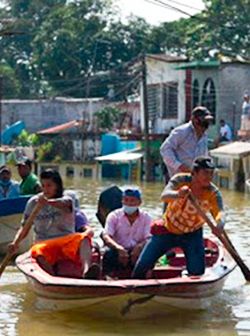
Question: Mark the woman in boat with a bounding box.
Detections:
[64,189,89,233]
[132,156,225,279]
[9,169,97,278]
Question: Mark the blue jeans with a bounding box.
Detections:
[132,228,205,279]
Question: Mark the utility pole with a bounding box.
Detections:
[141,54,151,181]
[232,101,236,139]
[0,76,3,147]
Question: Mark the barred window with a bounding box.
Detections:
[192,79,200,108]
[147,84,161,119]
[162,82,178,119]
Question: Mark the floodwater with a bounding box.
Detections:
[0,177,250,336]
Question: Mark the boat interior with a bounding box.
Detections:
[37,238,220,280]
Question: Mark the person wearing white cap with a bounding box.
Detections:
[0,165,20,200]
[102,187,151,276]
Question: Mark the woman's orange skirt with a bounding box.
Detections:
[31,233,91,266]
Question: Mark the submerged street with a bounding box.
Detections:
[0,177,249,335]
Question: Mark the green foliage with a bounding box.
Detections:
[1,0,250,100]
[52,155,62,163]
[16,130,39,146]
[95,106,121,130]
[36,141,53,162]
[0,63,21,98]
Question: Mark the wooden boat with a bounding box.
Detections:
[16,235,236,315]
[0,196,32,255]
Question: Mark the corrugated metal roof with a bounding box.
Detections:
[175,60,220,70]
[147,54,187,63]
[37,120,84,134]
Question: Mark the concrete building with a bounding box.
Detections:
[142,56,250,139]
[1,97,104,133]
[139,54,187,134]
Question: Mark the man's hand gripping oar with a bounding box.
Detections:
[188,193,250,282]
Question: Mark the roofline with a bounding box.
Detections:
[146,54,188,63]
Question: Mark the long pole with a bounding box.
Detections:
[141,54,151,181]
[189,194,250,281]
[232,101,236,139]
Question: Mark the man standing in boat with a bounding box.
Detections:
[132,156,225,279]
[16,157,41,195]
[102,187,152,276]
[160,106,213,181]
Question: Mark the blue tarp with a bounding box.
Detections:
[1,121,25,145]
[0,195,31,217]
[101,134,140,179]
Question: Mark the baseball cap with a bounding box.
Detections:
[0,165,11,174]
[192,156,215,170]
[15,157,32,167]
[192,106,214,120]
[122,187,141,200]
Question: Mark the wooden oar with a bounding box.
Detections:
[188,194,250,281]
[0,203,42,277]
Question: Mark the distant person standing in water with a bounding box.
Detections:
[241,92,250,130]
[16,158,41,195]
[0,165,20,200]
[160,106,214,181]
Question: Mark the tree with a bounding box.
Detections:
[0,63,21,98]
[94,106,121,130]
[183,0,250,59]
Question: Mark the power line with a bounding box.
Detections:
[144,0,194,18]
[161,0,203,11]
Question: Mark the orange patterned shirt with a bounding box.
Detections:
[163,173,223,234]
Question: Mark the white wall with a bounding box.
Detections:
[140,56,186,133]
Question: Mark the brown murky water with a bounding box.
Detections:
[0,177,249,336]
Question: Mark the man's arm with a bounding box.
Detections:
[160,129,182,174]
[160,127,190,175]
[102,212,129,265]
[161,176,191,203]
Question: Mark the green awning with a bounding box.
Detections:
[175,60,220,70]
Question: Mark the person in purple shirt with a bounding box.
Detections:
[64,190,89,233]
[160,106,213,181]
[102,187,151,276]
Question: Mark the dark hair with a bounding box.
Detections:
[192,156,215,172]
[40,169,63,197]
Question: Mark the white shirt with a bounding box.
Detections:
[220,124,232,141]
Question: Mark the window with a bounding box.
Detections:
[83,168,93,177]
[66,166,74,177]
[162,82,178,119]
[147,84,161,119]
[192,79,200,108]
[201,78,216,120]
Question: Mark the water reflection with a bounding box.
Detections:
[0,178,249,336]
